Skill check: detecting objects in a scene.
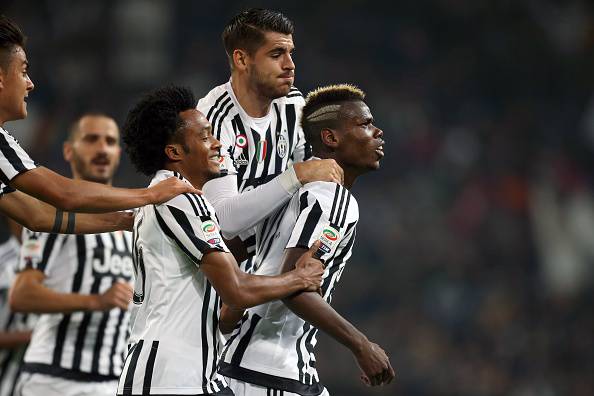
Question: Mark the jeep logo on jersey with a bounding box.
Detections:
[92,249,134,279]
[277,135,288,158]
[236,135,247,148]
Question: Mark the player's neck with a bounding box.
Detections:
[166,164,206,190]
[231,74,271,118]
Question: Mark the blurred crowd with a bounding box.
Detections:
[1,0,593,395]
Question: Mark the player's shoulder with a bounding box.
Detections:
[299,181,358,216]
[197,82,231,112]
[161,192,217,219]
[274,86,305,107]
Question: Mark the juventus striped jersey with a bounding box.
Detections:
[0,127,37,196]
[18,228,133,382]
[0,237,35,396]
[197,81,312,257]
[116,170,231,395]
[219,181,359,395]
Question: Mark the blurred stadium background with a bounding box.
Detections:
[2,0,594,395]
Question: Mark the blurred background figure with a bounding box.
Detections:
[1,1,593,395]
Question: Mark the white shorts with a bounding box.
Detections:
[227,377,330,396]
[15,372,118,396]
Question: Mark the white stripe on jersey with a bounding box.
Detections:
[117,170,230,395]
[0,128,37,196]
[198,81,312,257]
[18,229,133,381]
[219,181,359,394]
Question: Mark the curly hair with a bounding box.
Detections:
[123,85,197,176]
[0,15,26,69]
[301,84,366,151]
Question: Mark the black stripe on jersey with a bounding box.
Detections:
[328,185,340,224]
[243,128,262,189]
[72,235,105,371]
[296,200,323,248]
[331,185,347,226]
[321,223,356,296]
[295,322,311,382]
[286,92,303,98]
[257,203,291,269]
[0,348,15,385]
[183,193,206,217]
[109,309,127,376]
[0,132,29,176]
[302,328,317,384]
[211,97,232,138]
[208,293,221,387]
[219,311,249,363]
[261,125,274,178]
[52,235,86,366]
[230,313,262,366]
[214,101,235,140]
[206,92,230,120]
[286,104,296,157]
[36,233,59,272]
[273,104,284,175]
[122,340,144,395]
[91,306,111,373]
[195,195,212,217]
[338,190,352,228]
[132,217,146,304]
[201,282,213,394]
[142,340,159,394]
[155,205,211,262]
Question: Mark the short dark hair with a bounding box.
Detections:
[0,15,26,70]
[123,86,197,176]
[222,8,294,63]
[301,84,366,151]
[68,112,116,142]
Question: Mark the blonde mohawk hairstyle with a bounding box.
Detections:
[301,84,366,150]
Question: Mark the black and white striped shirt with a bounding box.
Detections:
[18,228,133,382]
[0,237,34,396]
[0,127,37,196]
[197,81,312,258]
[219,181,359,395]
[116,170,231,395]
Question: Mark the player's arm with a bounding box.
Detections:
[280,248,395,387]
[9,269,132,314]
[201,242,322,311]
[0,330,31,349]
[0,190,134,233]
[153,195,324,311]
[10,167,200,213]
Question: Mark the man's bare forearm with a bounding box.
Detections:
[283,291,367,353]
[0,331,31,348]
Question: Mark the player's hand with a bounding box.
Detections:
[354,339,395,386]
[148,177,202,204]
[93,282,133,311]
[294,241,325,292]
[294,159,344,185]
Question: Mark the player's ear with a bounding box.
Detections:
[164,144,183,161]
[63,141,73,162]
[232,49,249,71]
[320,128,339,150]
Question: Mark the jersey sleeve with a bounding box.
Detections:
[286,182,355,263]
[0,129,37,190]
[19,229,65,275]
[154,193,230,267]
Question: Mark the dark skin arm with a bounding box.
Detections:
[200,242,324,311]
[11,167,199,213]
[0,190,134,233]
[280,247,395,387]
[0,330,31,349]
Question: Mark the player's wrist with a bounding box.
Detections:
[278,166,302,194]
[85,294,103,311]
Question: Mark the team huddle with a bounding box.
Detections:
[0,8,394,396]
